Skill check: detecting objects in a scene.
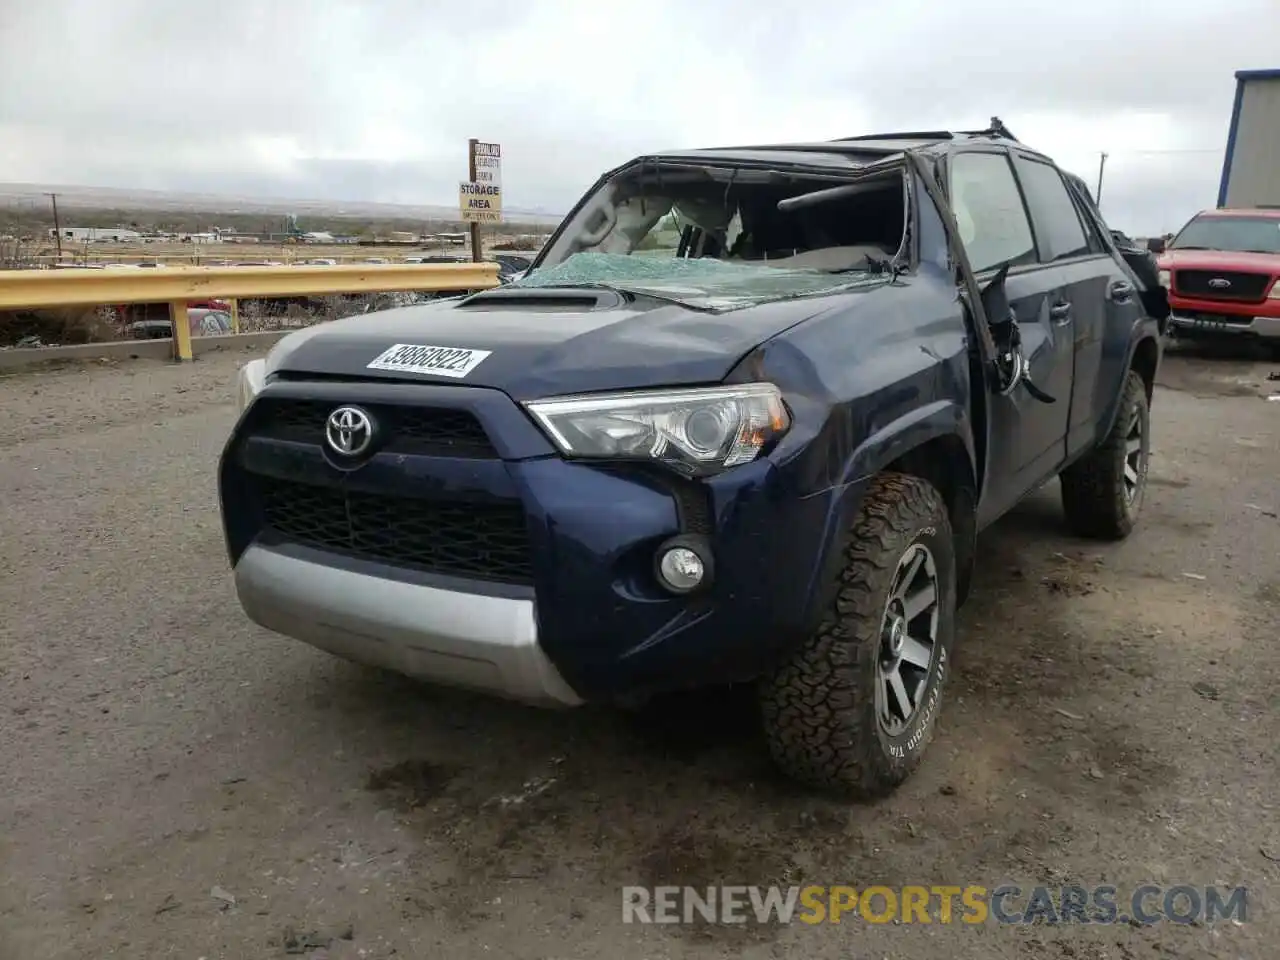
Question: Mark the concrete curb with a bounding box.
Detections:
[0,330,290,371]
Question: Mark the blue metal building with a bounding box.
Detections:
[1218,68,1280,208]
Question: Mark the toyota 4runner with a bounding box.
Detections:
[220,121,1164,798]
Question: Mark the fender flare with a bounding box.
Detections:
[842,399,976,488]
[801,400,977,620]
[1095,321,1162,443]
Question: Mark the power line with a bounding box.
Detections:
[1109,148,1221,156]
[1091,146,1221,205]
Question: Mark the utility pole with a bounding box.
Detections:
[46,192,62,260]
[1095,152,1108,208]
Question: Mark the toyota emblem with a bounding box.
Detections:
[1207,278,1232,289]
[325,405,374,456]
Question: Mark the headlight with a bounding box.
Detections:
[1157,269,1171,289]
[235,358,267,413]
[524,383,790,476]
[1268,278,1280,300]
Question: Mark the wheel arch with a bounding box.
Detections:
[1130,335,1159,403]
[822,403,978,609]
[880,434,978,606]
[1094,332,1161,445]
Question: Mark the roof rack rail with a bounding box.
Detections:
[835,130,954,143]
[834,117,1018,144]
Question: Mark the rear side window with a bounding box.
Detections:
[949,153,1036,272]
[1013,157,1091,262]
[1066,188,1108,254]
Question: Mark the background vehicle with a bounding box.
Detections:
[221,123,1161,798]
[116,297,230,333]
[489,253,533,281]
[129,307,232,339]
[1154,207,1280,353]
[404,254,532,292]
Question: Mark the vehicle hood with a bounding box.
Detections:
[1158,249,1280,273]
[264,288,866,399]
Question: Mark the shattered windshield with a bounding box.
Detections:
[511,252,887,310]
[519,161,906,309]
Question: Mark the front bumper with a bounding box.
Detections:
[235,541,581,706]
[221,378,846,705]
[1166,294,1280,340]
[1169,313,1280,339]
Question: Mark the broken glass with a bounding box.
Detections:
[511,252,885,311]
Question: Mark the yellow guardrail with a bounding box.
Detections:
[0,262,501,361]
[15,251,475,266]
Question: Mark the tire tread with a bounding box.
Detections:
[759,473,951,798]
[1060,369,1148,540]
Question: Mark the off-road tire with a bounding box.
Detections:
[758,474,956,799]
[1060,369,1150,540]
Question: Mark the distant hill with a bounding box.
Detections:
[0,182,565,227]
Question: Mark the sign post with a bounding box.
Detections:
[461,140,502,263]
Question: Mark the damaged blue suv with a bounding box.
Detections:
[220,121,1165,798]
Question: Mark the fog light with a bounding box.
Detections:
[654,535,714,595]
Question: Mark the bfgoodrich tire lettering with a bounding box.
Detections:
[759,473,956,798]
[1060,369,1150,540]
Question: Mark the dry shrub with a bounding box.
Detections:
[0,307,122,346]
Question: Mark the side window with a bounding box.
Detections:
[949,153,1036,273]
[1012,157,1092,262]
[914,172,951,268]
[1066,183,1108,254]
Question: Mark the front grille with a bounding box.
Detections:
[254,398,497,458]
[256,476,533,584]
[1174,270,1273,301]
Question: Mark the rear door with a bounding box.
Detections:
[947,149,1075,526]
[1008,154,1137,459]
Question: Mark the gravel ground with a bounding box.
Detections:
[1,344,1277,960]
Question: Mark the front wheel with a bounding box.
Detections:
[1060,369,1150,540]
[758,474,956,799]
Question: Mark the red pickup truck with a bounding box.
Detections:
[1155,207,1280,355]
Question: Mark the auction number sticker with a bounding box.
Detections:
[366,343,491,378]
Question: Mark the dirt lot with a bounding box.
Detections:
[1,345,1277,959]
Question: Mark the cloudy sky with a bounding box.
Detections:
[1,1,1277,234]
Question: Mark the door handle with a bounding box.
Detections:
[1049,301,1072,324]
[1108,280,1135,302]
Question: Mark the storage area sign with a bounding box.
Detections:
[459,181,502,223]
[461,140,502,224]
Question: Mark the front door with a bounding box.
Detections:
[947,149,1074,527]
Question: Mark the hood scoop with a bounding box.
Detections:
[458,286,627,311]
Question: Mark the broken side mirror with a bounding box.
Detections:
[980,263,1055,404]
